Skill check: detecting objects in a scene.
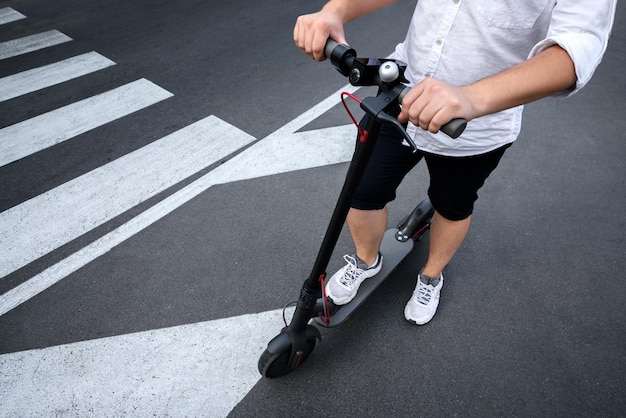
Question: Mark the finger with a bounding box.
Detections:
[401,85,429,127]
[421,103,443,133]
[428,106,459,134]
[328,29,348,48]
[303,27,318,58]
[294,16,309,49]
[312,31,328,61]
[398,83,423,123]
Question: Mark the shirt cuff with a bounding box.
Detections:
[529,33,605,98]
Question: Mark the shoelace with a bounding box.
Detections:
[339,255,364,287]
[415,281,435,305]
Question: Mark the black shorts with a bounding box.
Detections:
[351,112,511,221]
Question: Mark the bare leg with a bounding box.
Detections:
[421,211,471,278]
[346,207,387,266]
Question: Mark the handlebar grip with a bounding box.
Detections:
[440,118,467,139]
[324,39,356,77]
[324,39,339,59]
[397,86,467,139]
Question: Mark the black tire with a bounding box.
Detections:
[258,337,317,378]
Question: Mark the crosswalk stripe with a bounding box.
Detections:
[0,115,256,279]
[0,7,25,25]
[0,308,288,417]
[0,78,174,167]
[0,51,115,102]
[0,29,73,60]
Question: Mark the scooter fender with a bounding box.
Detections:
[266,325,321,354]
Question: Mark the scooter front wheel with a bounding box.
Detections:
[258,336,317,378]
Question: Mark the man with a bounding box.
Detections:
[294,0,616,324]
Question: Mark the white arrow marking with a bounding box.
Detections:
[1,83,359,316]
[0,309,291,417]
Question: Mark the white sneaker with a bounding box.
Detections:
[325,254,382,305]
[404,273,443,325]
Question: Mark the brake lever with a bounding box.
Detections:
[375,112,467,152]
[359,92,420,153]
[374,111,419,153]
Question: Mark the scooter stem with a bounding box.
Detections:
[287,109,389,336]
[304,114,384,289]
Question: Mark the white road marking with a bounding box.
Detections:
[0,51,115,102]
[213,83,361,182]
[0,7,25,25]
[0,9,365,416]
[209,124,357,182]
[0,309,290,417]
[0,86,356,316]
[0,78,173,167]
[0,115,256,279]
[0,84,360,417]
[0,29,72,60]
[0,24,384,418]
[0,84,359,316]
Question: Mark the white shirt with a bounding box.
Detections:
[393,0,617,156]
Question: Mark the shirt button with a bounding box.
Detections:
[436,39,443,45]
[453,0,460,4]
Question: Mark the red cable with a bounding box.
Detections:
[318,273,331,326]
[341,92,368,143]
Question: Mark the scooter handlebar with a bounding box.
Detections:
[324,39,467,139]
[324,39,340,60]
[324,39,356,77]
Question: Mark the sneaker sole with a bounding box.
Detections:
[403,308,436,325]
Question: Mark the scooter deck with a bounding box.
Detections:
[314,228,414,328]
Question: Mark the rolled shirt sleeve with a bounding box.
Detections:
[528,0,618,96]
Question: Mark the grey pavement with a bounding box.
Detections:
[1,0,624,416]
[231,4,626,417]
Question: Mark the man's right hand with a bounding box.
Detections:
[294,0,397,60]
[293,9,348,61]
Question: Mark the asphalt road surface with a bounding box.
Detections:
[1,1,625,416]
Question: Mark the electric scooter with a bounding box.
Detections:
[258,40,467,378]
